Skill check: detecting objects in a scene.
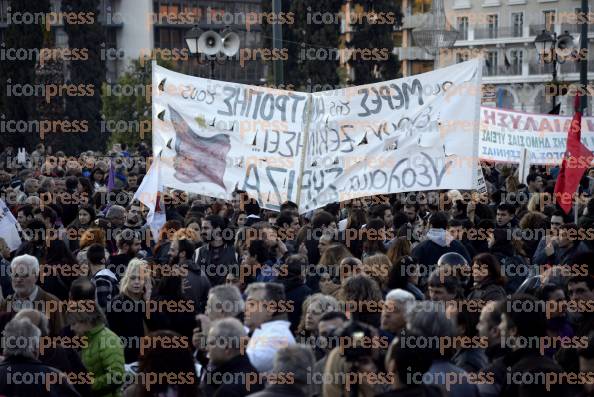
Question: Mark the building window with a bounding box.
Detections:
[486,51,498,75]
[511,12,523,37]
[508,49,523,75]
[487,14,498,38]
[0,0,8,23]
[543,10,555,31]
[457,16,468,40]
[412,0,431,15]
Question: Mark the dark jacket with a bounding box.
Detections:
[247,384,306,397]
[201,354,264,397]
[194,243,237,286]
[39,346,91,396]
[105,294,158,363]
[282,279,312,332]
[466,279,506,301]
[184,259,212,314]
[452,348,488,373]
[533,241,591,267]
[490,349,567,397]
[0,355,81,397]
[411,238,470,270]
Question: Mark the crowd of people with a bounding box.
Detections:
[0,142,593,397]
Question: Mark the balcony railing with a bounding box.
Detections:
[483,64,522,77]
[529,62,554,75]
[529,24,546,36]
[474,26,523,39]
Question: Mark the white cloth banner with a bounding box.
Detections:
[478,106,594,165]
[152,59,483,213]
[133,156,166,242]
[0,199,22,252]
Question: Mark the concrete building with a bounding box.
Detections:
[397,0,594,115]
[0,0,266,85]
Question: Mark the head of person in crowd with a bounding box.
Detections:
[2,317,41,360]
[370,203,394,230]
[120,258,152,301]
[0,237,11,260]
[438,252,471,289]
[276,210,300,239]
[201,214,226,246]
[427,265,462,301]
[10,254,39,299]
[79,227,106,250]
[387,255,420,293]
[407,300,457,360]
[136,330,200,397]
[205,284,245,321]
[402,202,419,223]
[300,293,340,336]
[346,203,367,230]
[538,283,567,319]
[72,205,96,229]
[244,282,287,332]
[311,211,337,239]
[500,294,547,351]
[472,252,505,287]
[317,311,347,354]
[317,231,334,257]
[549,210,565,235]
[69,305,107,337]
[206,317,247,368]
[381,289,415,335]
[362,253,391,292]
[387,236,412,265]
[172,227,200,246]
[269,345,315,396]
[556,223,580,249]
[476,301,504,352]
[23,178,40,195]
[125,200,144,227]
[362,217,388,256]
[69,277,96,301]
[384,331,436,393]
[168,238,195,266]
[496,203,516,227]
[91,168,105,184]
[127,172,138,190]
[16,204,34,227]
[339,256,362,282]
[14,309,49,337]
[184,217,202,239]
[341,274,383,327]
[106,204,126,227]
[526,173,544,193]
[115,228,142,257]
[567,267,594,302]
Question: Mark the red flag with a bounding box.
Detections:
[554,95,593,214]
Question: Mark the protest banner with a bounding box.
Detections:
[479,106,594,165]
[152,59,482,213]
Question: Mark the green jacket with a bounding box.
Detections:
[82,324,126,397]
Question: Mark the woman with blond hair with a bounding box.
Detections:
[311,243,352,293]
[106,258,157,363]
[386,236,412,266]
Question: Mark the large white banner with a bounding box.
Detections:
[152,59,482,213]
[479,106,594,165]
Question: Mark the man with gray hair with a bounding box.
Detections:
[200,318,263,397]
[0,317,80,396]
[381,289,415,336]
[247,345,315,397]
[14,309,90,396]
[245,282,296,372]
[0,254,65,336]
[193,285,245,368]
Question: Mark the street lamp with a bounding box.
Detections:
[534,30,575,112]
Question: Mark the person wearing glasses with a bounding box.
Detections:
[532,210,565,265]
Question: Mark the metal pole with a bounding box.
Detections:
[272,0,284,86]
[551,33,557,111]
[579,0,588,113]
[210,59,215,80]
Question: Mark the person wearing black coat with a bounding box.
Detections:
[466,253,506,302]
[0,318,80,397]
[169,238,211,313]
[277,254,312,332]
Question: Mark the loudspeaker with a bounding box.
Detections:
[198,30,222,55]
[221,30,240,57]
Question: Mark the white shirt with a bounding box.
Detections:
[246,320,295,373]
